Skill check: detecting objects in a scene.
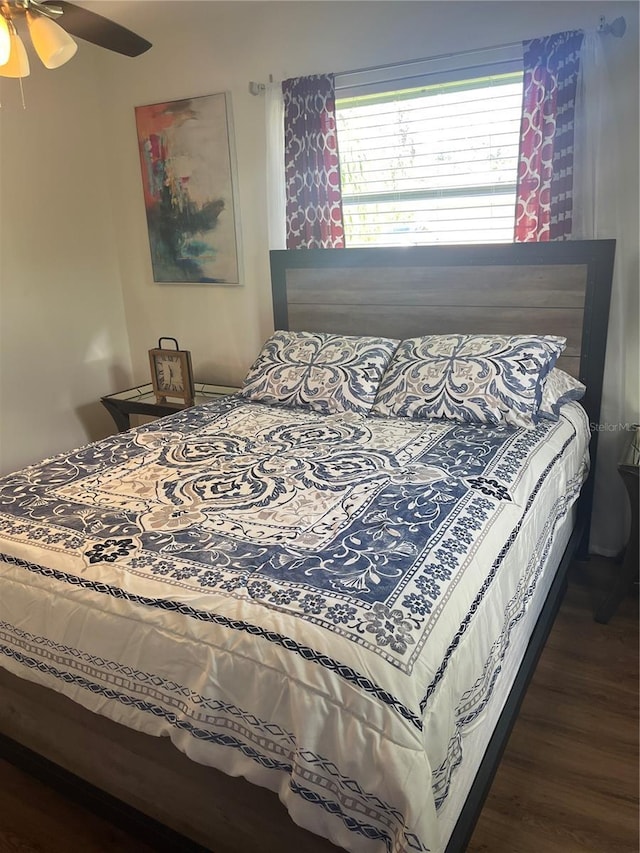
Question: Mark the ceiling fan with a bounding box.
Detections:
[0,0,151,77]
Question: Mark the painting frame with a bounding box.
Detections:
[135,92,242,285]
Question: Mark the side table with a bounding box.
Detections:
[101,382,240,433]
[595,424,639,623]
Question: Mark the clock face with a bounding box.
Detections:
[155,354,184,393]
[149,345,193,403]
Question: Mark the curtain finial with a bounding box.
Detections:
[598,16,626,38]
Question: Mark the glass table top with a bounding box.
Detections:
[102,382,240,406]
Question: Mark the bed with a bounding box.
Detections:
[0,240,615,853]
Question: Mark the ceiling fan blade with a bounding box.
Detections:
[39,1,151,57]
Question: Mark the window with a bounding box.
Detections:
[335,57,524,247]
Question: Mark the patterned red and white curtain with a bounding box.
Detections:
[282,74,344,249]
[514,30,584,242]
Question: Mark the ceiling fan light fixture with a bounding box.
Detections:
[0,15,11,66]
[26,10,77,69]
[0,23,30,78]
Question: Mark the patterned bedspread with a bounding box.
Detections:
[0,398,589,852]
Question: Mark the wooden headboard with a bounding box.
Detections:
[270,240,615,434]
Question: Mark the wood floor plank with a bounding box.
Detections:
[0,760,155,853]
[468,560,639,853]
[0,830,42,853]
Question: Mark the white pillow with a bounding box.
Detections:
[240,330,399,415]
[372,334,566,428]
[536,368,586,421]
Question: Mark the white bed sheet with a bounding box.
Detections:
[0,400,590,852]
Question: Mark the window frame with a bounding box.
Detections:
[334,49,524,247]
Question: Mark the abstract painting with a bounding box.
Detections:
[135,93,240,284]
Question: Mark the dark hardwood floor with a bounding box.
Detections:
[0,559,637,853]
[0,760,156,853]
[468,558,639,853]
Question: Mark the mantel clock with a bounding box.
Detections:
[148,338,195,406]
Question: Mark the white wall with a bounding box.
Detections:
[94,0,638,388]
[1,1,637,551]
[0,46,133,473]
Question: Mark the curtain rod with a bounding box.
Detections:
[249,15,625,95]
[335,15,626,81]
[336,39,523,81]
[250,42,520,95]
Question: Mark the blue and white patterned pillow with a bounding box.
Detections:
[536,368,586,421]
[240,331,399,415]
[371,334,566,428]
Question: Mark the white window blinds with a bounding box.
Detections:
[335,50,524,246]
